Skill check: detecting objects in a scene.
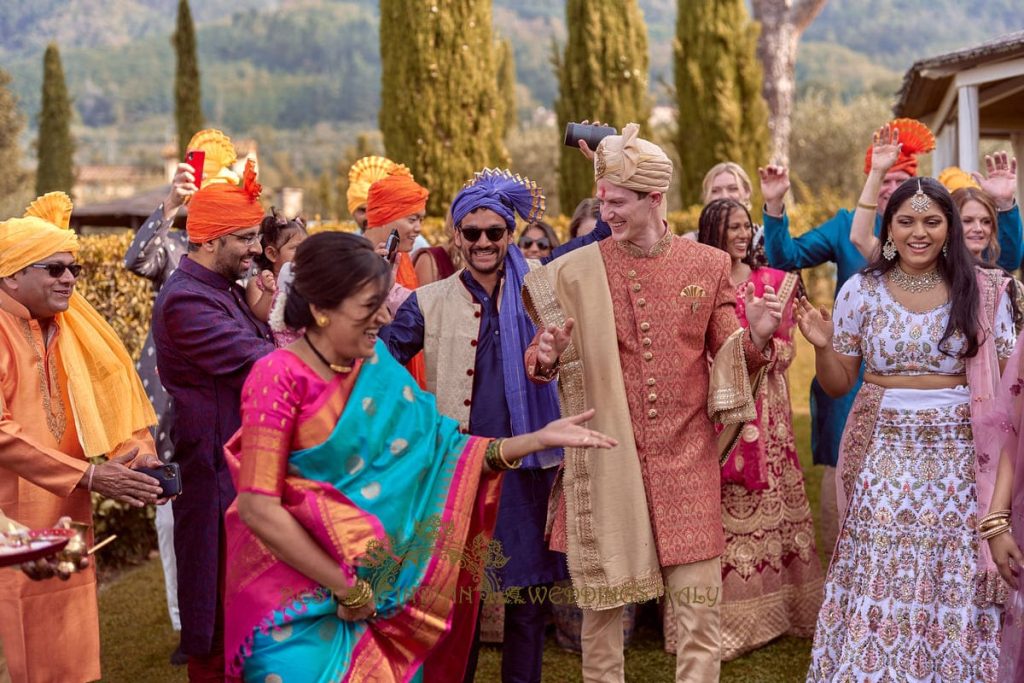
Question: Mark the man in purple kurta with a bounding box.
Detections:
[152,163,274,680]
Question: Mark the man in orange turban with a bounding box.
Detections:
[0,193,164,683]
[152,158,276,678]
[363,167,430,387]
[347,155,401,230]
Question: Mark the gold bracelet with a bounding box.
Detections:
[978,510,1012,531]
[484,439,506,471]
[337,579,373,609]
[497,439,521,470]
[981,522,1011,541]
[856,201,878,211]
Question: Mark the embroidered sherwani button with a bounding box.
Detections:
[632,283,641,292]
[470,339,478,346]
[464,399,471,406]
[647,377,656,386]
[643,351,653,361]
[637,298,646,307]
[648,393,657,403]
[647,409,658,419]
[628,270,637,279]
[640,322,650,332]
[466,369,474,376]
[642,337,652,347]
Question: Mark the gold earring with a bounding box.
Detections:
[316,315,329,327]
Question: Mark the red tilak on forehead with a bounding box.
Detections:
[597,186,607,199]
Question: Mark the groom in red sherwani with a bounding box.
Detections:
[523,123,782,683]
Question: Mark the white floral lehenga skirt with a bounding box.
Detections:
[807,386,1004,683]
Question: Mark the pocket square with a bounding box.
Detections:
[680,284,706,312]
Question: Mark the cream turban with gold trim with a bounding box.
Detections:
[594,123,672,194]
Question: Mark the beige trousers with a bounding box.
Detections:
[819,465,840,559]
[580,557,722,683]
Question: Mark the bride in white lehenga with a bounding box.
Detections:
[796,177,1017,682]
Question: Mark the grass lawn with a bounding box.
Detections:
[99,352,826,681]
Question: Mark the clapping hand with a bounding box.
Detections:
[973,151,1018,211]
[869,123,901,175]
[794,297,833,349]
[537,318,575,371]
[743,284,782,350]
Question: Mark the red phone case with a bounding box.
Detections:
[185,150,206,185]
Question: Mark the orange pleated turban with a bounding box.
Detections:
[187,158,264,243]
[863,118,935,177]
[365,168,429,228]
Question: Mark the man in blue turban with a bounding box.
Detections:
[381,169,609,682]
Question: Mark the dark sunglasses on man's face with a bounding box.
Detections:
[29,262,83,278]
[519,237,551,251]
[459,227,509,243]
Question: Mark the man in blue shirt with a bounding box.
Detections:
[381,170,608,683]
[758,125,1021,553]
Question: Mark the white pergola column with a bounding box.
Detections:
[957,85,979,172]
[933,123,958,172]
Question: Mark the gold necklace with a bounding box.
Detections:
[887,265,941,293]
[304,334,353,373]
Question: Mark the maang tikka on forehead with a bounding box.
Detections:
[910,179,932,213]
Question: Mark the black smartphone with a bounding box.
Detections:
[136,462,182,498]
[384,228,401,263]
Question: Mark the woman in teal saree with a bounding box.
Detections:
[223,232,614,682]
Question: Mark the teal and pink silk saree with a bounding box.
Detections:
[223,342,501,682]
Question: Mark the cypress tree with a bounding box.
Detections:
[380,0,508,215]
[173,0,203,160]
[495,38,517,139]
[35,43,75,196]
[674,0,770,207]
[555,0,650,214]
[0,68,28,205]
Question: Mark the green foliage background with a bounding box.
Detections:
[35,43,74,195]
[173,0,203,158]
[673,0,769,207]
[555,0,650,212]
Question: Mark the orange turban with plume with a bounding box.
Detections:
[186,158,264,243]
[365,168,429,228]
[863,118,935,176]
[347,156,404,215]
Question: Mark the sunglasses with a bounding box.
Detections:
[519,237,551,250]
[29,262,83,278]
[459,227,509,243]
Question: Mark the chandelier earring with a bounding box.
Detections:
[942,241,948,257]
[882,237,897,261]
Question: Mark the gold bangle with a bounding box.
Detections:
[857,201,878,211]
[981,523,1011,541]
[484,439,506,471]
[497,439,520,470]
[337,579,373,609]
[978,510,1012,531]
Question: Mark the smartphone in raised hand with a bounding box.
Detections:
[185,150,206,187]
[384,228,401,263]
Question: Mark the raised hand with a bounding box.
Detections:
[973,151,1018,211]
[537,318,575,370]
[758,165,790,215]
[869,123,901,175]
[163,162,199,218]
[988,530,1022,590]
[534,408,617,450]
[575,119,608,161]
[794,297,833,349]
[744,284,782,350]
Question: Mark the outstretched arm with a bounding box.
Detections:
[794,297,861,396]
[759,165,837,270]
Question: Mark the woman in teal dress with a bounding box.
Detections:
[222,232,614,682]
